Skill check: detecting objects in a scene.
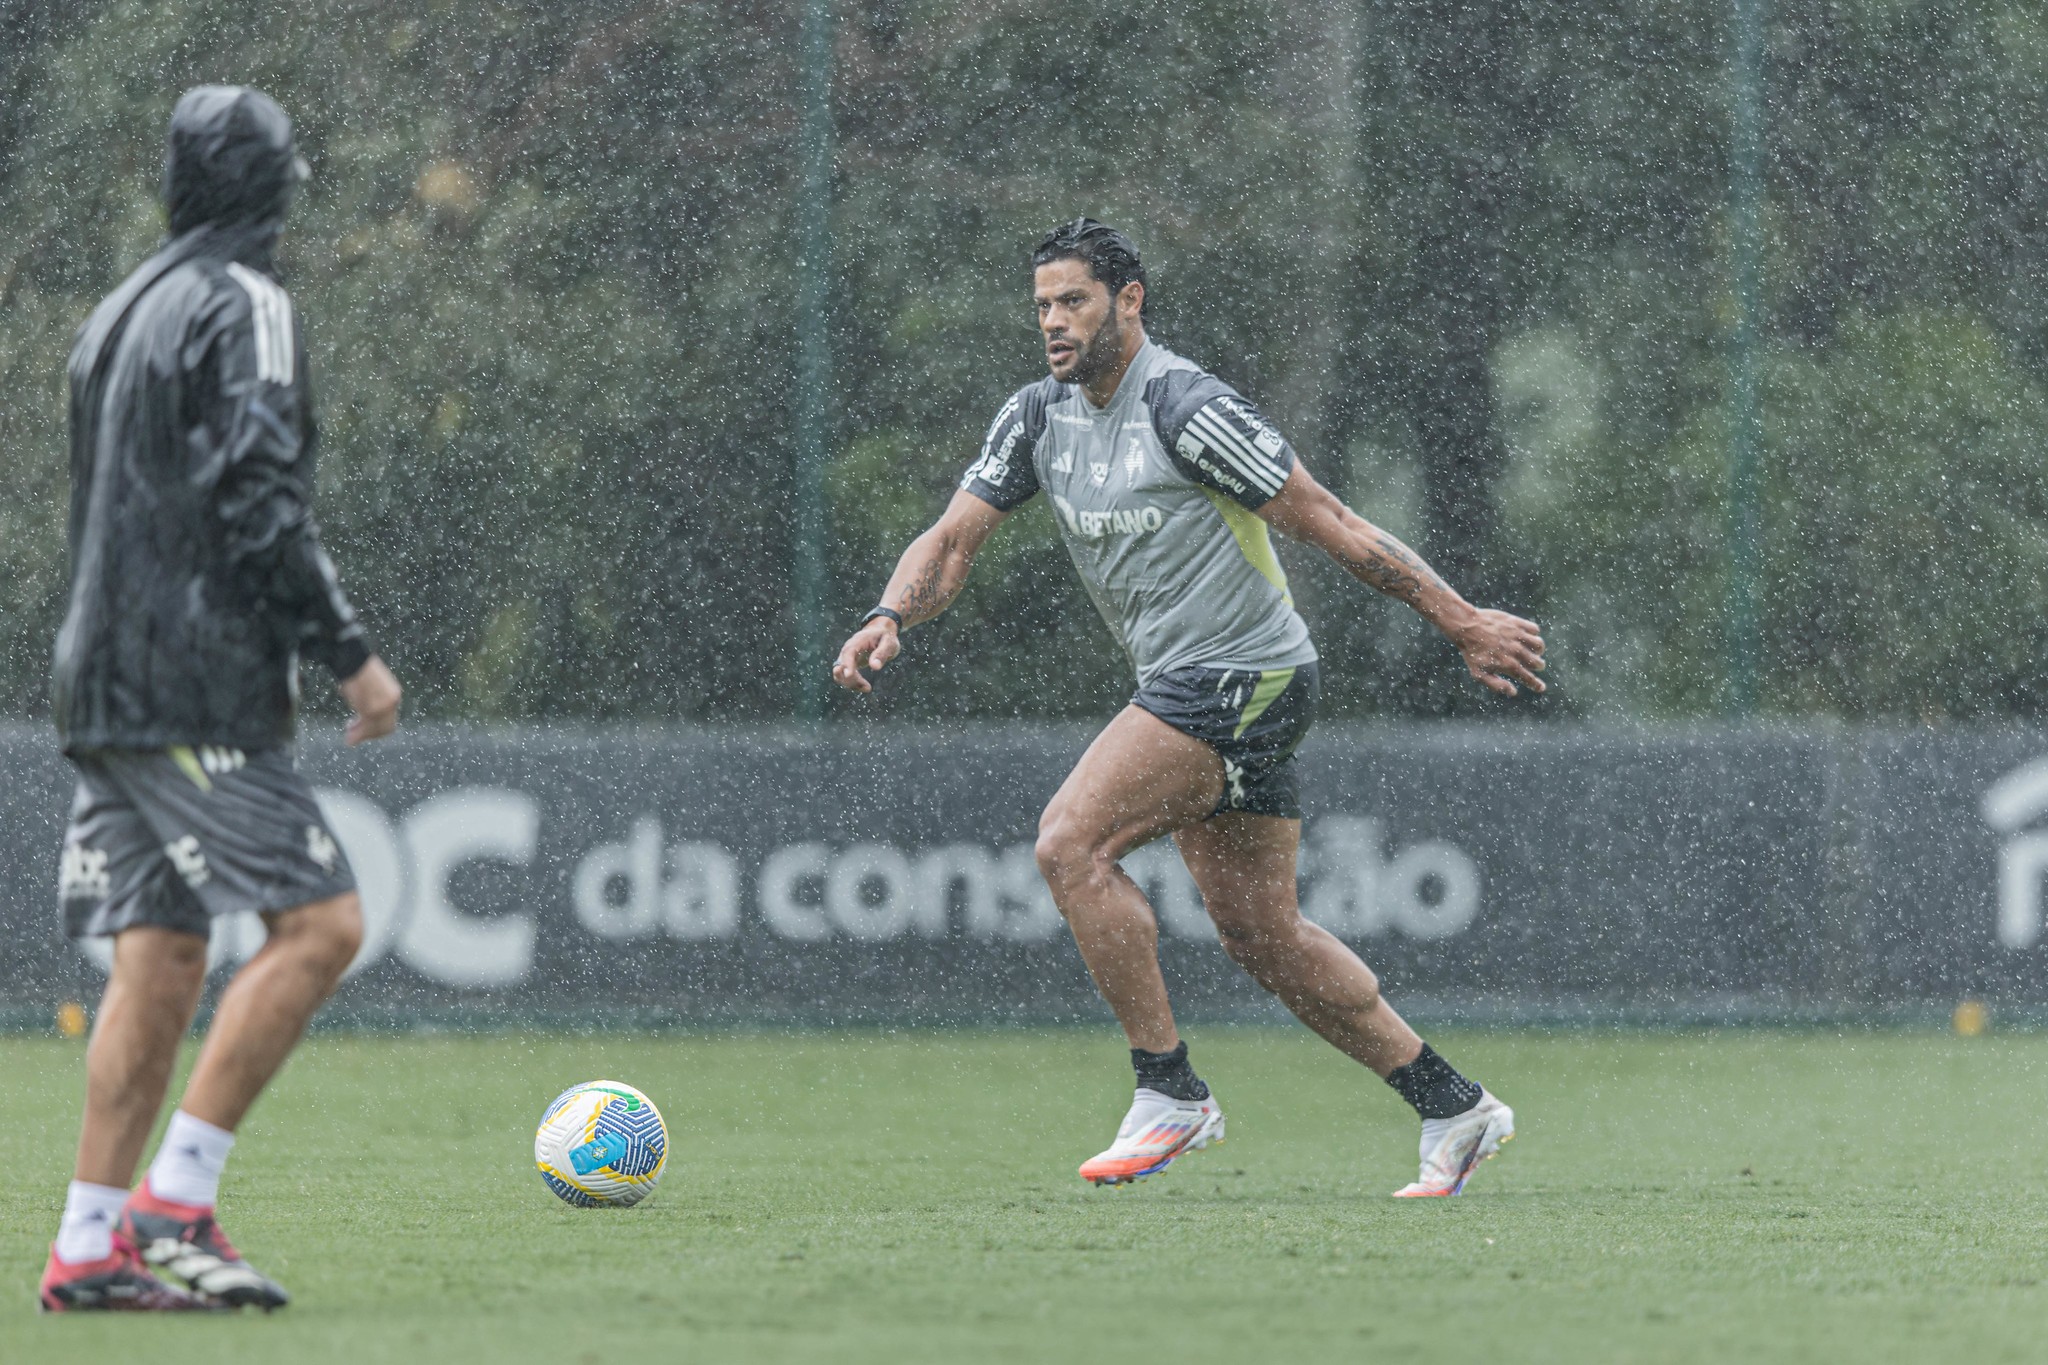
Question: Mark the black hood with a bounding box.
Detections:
[161,86,308,235]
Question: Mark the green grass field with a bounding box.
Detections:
[3,1027,2044,1364]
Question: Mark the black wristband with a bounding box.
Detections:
[861,606,905,630]
[322,633,374,683]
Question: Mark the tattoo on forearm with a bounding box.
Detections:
[1344,531,1450,605]
[894,551,950,624]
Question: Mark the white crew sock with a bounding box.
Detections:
[54,1181,128,1265]
[146,1110,236,1208]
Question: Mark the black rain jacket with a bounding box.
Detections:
[52,86,370,754]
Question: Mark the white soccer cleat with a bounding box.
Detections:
[1392,1089,1515,1197]
[1079,1088,1225,1187]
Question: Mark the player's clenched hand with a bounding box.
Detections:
[339,655,402,745]
[1450,609,1546,698]
[831,619,901,694]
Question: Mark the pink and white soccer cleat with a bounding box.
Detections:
[117,1181,289,1310]
[1079,1089,1225,1187]
[1392,1090,1515,1197]
[38,1233,215,1313]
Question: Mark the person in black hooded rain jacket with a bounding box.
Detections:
[39,87,402,1315]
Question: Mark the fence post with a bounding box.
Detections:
[793,0,836,722]
[1725,0,1766,716]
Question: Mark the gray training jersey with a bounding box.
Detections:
[961,341,1317,685]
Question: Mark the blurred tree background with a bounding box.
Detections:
[1,0,2045,725]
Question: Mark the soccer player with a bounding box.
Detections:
[37,87,402,1311]
[832,220,1545,1196]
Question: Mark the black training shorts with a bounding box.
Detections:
[1132,660,1320,819]
[59,746,357,940]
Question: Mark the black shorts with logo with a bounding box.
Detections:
[1132,660,1320,819]
[59,746,357,940]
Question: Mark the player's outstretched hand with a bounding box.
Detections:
[831,620,901,694]
[339,655,402,745]
[1451,609,1546,698]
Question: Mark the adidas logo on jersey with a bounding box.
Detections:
[1051,449,1075,475]
[1050,494,1167,541]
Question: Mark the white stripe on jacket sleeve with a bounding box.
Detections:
[225,263,296,387]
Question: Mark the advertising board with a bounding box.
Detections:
[3,725,2041,1022]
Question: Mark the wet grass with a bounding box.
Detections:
[2,1028,2044,1363]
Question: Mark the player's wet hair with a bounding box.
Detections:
[1033,218,1149,317]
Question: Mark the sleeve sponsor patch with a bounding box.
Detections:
[1176,395,1290,503]
[960,389,1042,510]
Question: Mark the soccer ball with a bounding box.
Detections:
[533,1079,668,1208]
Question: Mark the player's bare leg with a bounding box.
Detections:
[1035,705,1224,1052]
[179,892,363,1131]
[41,928,215,1311]
[75,928,209,1187]
[117,892,363,1310]
[1037,706,1230,1184]
[1175,813,1424,1075]
[1177,813,1514,1195]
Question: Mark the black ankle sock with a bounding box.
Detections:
[1385,1043,1483,1119]
[1131,1041,1211,1102]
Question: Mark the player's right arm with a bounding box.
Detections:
[831,492,1009,693]
[833,383,1049,693]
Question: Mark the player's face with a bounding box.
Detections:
[1034,260,1121,385]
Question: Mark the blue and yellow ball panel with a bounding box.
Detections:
[535,1080,668,1208]
[540,1169,601,1207]
[589,1093,666,1178]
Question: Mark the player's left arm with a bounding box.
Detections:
[196,279,402,741]
[1256,464,1547,698]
